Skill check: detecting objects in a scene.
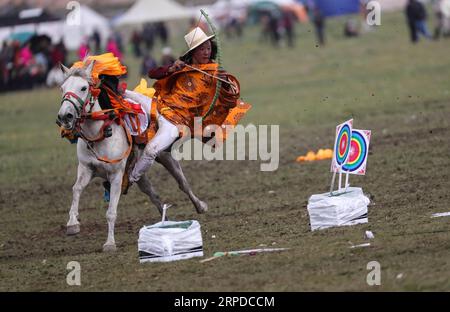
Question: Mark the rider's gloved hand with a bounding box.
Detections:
[168,60,186,73]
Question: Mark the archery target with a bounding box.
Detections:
[336,124,351,165]
[331,119,353,172]
[342,129,371,175]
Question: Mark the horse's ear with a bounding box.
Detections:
[85,60,95,78]
[60,63,70,76]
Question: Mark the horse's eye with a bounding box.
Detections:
[81,86,87,92]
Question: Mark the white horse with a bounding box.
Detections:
[57,62,207,252]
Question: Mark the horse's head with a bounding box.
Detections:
[57,61,95,130]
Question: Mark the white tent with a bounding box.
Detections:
[62,5,111,50]
[0,8,63,46]
[115,0,194,26]
[193,0,250,21]
[0,21,62,48]
[0,6,111,50]
[189,0,244,28]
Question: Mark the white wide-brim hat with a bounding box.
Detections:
[182,27,215,57]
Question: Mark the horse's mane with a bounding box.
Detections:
[63,67,93,85]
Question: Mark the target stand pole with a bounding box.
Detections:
[338,170,343,190]
[344,171,350,192]
[161,204,171,224]
[329,170,337,195]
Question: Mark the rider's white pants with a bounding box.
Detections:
[129,113,179,183]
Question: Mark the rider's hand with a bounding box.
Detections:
[218,70,228,82]
[218,70,233,90]
[168,60,185,73]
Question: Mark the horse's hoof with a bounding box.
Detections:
[103,244,117,252]
[196,201,208,214]
[66,224,80,236]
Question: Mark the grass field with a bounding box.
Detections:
[1,11,450,291]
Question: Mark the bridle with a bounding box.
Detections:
[59,89,94,127]
[58,83,133,164]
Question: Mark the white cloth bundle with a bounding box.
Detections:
[138,220,203,263]
[307,187,370,231]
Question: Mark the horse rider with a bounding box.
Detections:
[128,27,243,185]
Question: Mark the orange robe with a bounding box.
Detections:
[152,63,251,140]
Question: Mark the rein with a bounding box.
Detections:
[60,86,133,164]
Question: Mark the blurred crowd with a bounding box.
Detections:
[254,1,372,49]
[0,36,67,93]
[257,0,450,48]
[405,0,450,43]
[258,9,298,47]
[128,22,178,76]
[0,21,174,93]
[1,0,449,94]
[78,29,127,63]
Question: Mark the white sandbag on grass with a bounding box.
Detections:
[138,220,203,263]
[307,187,370,231]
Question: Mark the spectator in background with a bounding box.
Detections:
[312,7,326,46]
[19,42,33,67]
[78,38,90,60]
[17,43,34,89]
[406,0,432,43]
[114,31,124,54]
[259,12,271,42]
[142,23,155,52]
[406,0,418,42]
[131,29,142,57]
[91,29,101,54]
[258,11,281,47]
[0,41,9,91]
[415,0,432,40]
[160,46,176,66]
[1,41,14,67]
[259,11,281,47]
[268,12,281,47]
[106,37,122,60]
[282,10,295,48]
[225,12,243,39]
[344,19,360,37]
[46,40,67,88]
[155,22,169,45]
[32,51,49,85]
[432,0,450,39]
[141,52,157,76]
[50,40,66,68]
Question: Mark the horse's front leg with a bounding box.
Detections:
[103,171,123,252]
[67,163,93,235]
